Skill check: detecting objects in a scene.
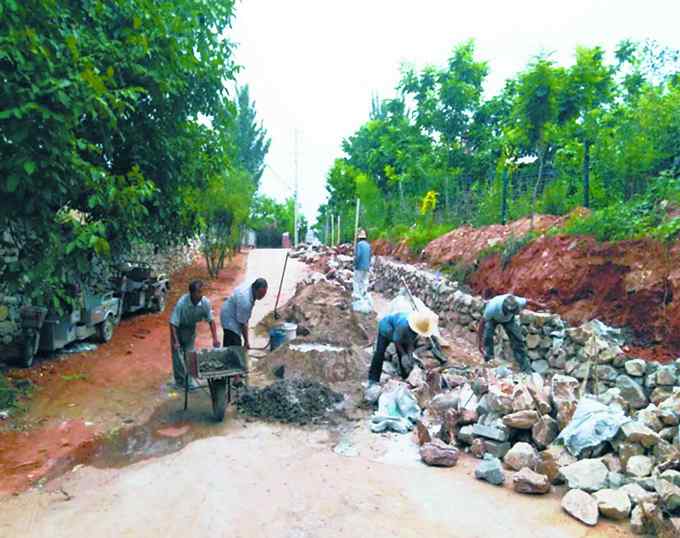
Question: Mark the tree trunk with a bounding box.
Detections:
[501,169,509,224]
[444,176,450,216]
[530,149,546,229]
[582,139,591,208]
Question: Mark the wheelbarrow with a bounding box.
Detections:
[182,346,248,421]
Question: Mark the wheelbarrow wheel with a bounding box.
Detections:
[210,378,227,422]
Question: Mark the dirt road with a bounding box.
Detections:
[0,250,628,537]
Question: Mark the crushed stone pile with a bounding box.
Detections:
[236,378,343,425]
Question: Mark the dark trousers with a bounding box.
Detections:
[368,334,409,383]
[483,318,530,372]
[223,329,242,347]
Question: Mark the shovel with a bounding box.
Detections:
[273,252,289,320]
[400,276,448,365]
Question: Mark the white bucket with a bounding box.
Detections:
[282,322,297,342]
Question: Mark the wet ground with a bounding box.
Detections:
[0,250,630,537]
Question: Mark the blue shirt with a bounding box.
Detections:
[483,294,527,323]
[355,240,371,271]
[378,312,415,345]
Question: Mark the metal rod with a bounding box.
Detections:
[273,252,289,320]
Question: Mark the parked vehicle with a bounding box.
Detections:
[18,290,122,368]
[113,261,170,316]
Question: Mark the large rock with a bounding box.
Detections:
[625,359,647,377]
[562,489,599,526]
[456,425,475,445]
[656,478,680,512]
[620,421,660,448]
[626,455,654,478]
[661,470,680,488]
[420,440,460,467]
[531,416,559,449]
[636,404,663,432]
[503,442,539,471]
[593,489,632,520]
[595,364,619,383]
[656,364,678,386]
[503,410,540,429]
[550,375,579,428]
[475,455,505,486]
[486,384,514,415]
[511,385,535,412]
[561,459,609,492]
[472,423,510,442]
[513,468,551,494]
[620,483,660,505]
[616,375,649,410]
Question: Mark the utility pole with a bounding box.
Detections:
[337,214,341,245]
[293,129,299,247]
[330,213,334,247]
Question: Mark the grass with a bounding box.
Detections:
[61,373,88,382]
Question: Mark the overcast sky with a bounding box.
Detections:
[230,0,680,224]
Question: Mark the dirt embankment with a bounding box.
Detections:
[469,235,680,358]
[421,215,569,265]
[374,214,679,359]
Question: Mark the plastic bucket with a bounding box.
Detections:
[269,328,287,351]
[282,322,297,342]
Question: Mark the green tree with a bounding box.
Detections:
[233,85,271,189]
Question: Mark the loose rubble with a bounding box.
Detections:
[236,378,343,424]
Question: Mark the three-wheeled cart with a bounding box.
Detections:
[182,346,248,421]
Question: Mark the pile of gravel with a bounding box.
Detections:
[236,378,343,424]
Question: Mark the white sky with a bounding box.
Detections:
[230,0,680,224]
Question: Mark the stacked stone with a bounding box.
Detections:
[0,239,201,355]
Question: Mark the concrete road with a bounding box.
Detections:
[0,249,629,538]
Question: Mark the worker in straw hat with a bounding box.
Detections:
[367,310,437,386]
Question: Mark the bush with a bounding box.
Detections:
[562,171,680,242]
[0,374,17,410]
[404,224,455,254]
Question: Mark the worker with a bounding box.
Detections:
[220,278,268,349]
[169,280,220,390]
[352,228,372,311]
[477,293,546,373]
[368,311,436,386]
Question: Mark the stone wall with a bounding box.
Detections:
[373,257,680,411]
[0,239,201,351]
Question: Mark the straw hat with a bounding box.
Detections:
[357,228,367,239]
[407,311,437,337]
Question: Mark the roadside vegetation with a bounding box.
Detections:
[316,39,680,254]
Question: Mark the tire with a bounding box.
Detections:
[152,291,166,313]
[20,331,39,368]
[97,315,114,343]
[210,378,227,422]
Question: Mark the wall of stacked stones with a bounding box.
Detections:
[0,237,200,348]
[373,257,680,409]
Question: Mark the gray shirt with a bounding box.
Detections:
[220,284,255,335]
[483,294,527,323]
[170,293,213,329]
